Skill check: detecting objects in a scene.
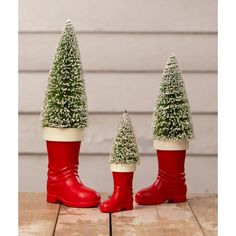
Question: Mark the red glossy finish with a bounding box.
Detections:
[46,141,101,208]
[100,172,134,213]
[135,150,187,205]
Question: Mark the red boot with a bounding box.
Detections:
[135,150,187,205]
[100,172,133,213]
[46,141,101,208]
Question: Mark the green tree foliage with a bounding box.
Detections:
[153,55,194,140]
[41,19,88,128]
[110,111,139,164]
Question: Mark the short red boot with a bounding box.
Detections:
[46,141,101,208]
[135,150,187,205]
[100,172,133,213]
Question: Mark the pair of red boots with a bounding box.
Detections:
[46,140,187,211]
[100,149,187,213]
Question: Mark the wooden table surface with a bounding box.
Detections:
[19,193,217,236]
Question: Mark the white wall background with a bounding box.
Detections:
[19,0,217,193]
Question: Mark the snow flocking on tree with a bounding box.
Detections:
[109,111,139,165]
[41,19,88,128]
[152,54,194,141]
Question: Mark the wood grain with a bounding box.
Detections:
[54,193,109,236]
[18,193,218,235]
[19,72,217,113]
[19,192,60,236]
[188,194,217,236]
[18,114,217,155]
[112,204,163,236]
[19,155,218,196]
[112,201,204,236]
[19,0,217,32]
[19,34,217,71]
[156,202,205,236]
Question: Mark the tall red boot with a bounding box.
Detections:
[135,150,187,205]
[100,172,134,213]
[46,141,101,208]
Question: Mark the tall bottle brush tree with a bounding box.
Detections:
[41,19,88,128]
[152,54,194,141]
[40,20,101,208]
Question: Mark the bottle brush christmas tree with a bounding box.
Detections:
[40,19,100,208]
[152,54,194,144]
[100,111,139,213]
[109,110,139,168]
[41,19,88,131]
[135,54,194,206]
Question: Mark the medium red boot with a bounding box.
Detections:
[135,150,187,205]
[100,172,134,213]
[46,141,101,208]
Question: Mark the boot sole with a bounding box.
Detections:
[135,196,187,205]
[47,194,100,208]
[168,196,187,203]
[100,205,133,213]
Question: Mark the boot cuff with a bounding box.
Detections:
[43,127,84,141]
[110,163,136,172]
[153,139,189,150]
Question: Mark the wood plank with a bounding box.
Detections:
[19,0,217,32]
[112,200,204,236]
[19,192,60,236]
[112,204,163,236]
[19,72,217,113]
[188,194,217,236]
[18,114,217,155]
[155,202,205,236]
[54,193,109,236]
[19,155,218,194]
[19,34,217,71]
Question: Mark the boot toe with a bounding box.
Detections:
[135,191,145,204]
[92,190,101,204]
[99,200,111,213]
[135,188,154,205]
[79,187,101,205]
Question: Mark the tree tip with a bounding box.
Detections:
[64,19,74,31]
[166,53,179,65]
[169,53,176,59]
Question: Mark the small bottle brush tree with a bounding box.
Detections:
[41,19,88,129]
[100,111,139,213]
[153,54,194,144]
[109,111,139,171]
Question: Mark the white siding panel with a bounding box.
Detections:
[19,0,217,32]
[19,34,217,71]
[19,154,217,193]
[18,114,217,155]
[19,0,217,196]
[19,72,217,113]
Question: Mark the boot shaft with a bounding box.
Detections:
[156,149,186,188]
[46,141,81,170]
[112,172,134,194]
[156,150,186,174]
[46,141,81,183]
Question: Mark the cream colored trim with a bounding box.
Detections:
[110,163,136,172]
[43,127,84,141]
[153,139,189,150]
